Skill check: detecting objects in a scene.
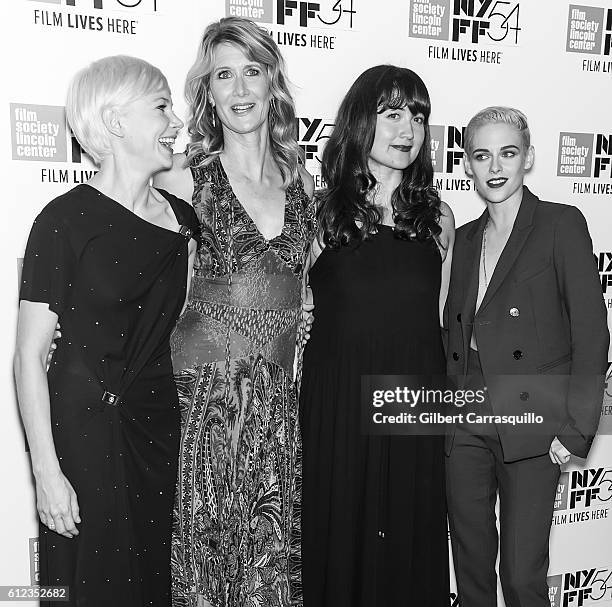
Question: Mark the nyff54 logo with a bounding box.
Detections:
[429,124,466,173]
[554,467,612,511]
[595,252,612,294]
[548,567,612,607]
[408,0,521,45]
[226,0,356,29]
[295,116,334,185]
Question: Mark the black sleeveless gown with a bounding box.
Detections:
[299,225,449,607]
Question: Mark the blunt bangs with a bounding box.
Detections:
[376,73,431,120]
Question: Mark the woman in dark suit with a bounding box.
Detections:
[444,106,608,607]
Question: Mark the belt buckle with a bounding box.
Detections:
[179,225,192,239]
[101,390,119,406]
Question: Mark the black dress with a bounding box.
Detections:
[299,225,449,607]
[19,184,199,607]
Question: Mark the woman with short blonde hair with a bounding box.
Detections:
[15,55,198,607]
[445,106,608,607]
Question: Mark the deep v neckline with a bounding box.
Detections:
[216,156,288,243]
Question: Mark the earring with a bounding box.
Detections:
[210,102,216,128]
[269,97,277,123]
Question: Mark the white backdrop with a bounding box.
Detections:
[2,1,611,605]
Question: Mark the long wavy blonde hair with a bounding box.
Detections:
[185,17,301,187]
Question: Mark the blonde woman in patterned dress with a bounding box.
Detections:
[155,17,314,607]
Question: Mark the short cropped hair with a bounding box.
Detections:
[463,106,531,156]
[66,55,168,164]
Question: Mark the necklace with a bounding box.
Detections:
[482,218,490,288]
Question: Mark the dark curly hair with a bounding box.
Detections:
[317,65,442,248]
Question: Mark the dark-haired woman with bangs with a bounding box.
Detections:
[299,65,454,606]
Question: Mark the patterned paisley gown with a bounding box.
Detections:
[170,154,313,607]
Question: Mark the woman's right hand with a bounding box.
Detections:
[15,303,78,537]
[35,469,80,538]
[300,285,314,347]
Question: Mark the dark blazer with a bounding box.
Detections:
[445,186,608,461]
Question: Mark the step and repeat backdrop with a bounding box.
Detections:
[2,0,611,605]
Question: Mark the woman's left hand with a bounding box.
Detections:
[549,436,571,465]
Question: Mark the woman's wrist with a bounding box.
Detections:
[32,456,62,479]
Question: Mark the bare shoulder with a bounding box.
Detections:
[298,165,315,199]
[438,200,455,247]
[153,152,194,202]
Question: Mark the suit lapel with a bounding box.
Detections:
[478,186,538,314]
[459,210,488,375]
